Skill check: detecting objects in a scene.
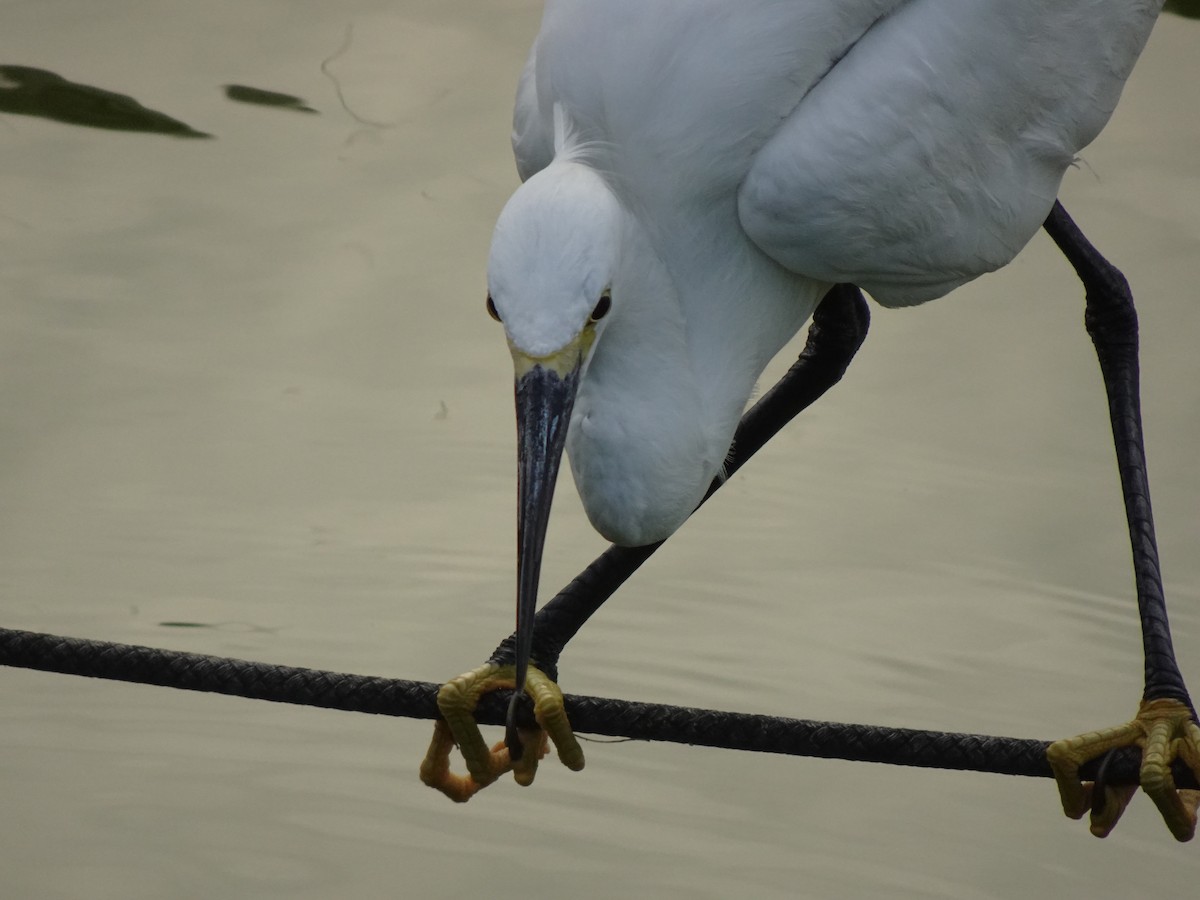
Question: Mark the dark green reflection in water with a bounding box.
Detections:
[223,84,317,114]
[1165,0,1200,19]
[0,65,210,137]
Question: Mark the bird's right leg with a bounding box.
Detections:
[420,285,871,801]
[1041,200,1200,840]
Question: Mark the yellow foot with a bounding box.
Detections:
[1047,698,1200,840]
[418,662,585,802]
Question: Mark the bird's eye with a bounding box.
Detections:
[590,291,612,322]
[486,294,502,322]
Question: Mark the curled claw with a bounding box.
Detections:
[419,662,584,802]
[1047,698,1200,840]
[419,718,511,803]
[1085,750,1138,837]
[1138,700,1200,841]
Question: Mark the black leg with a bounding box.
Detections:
[1042,201,1192,711]
[1042,200,1200,841]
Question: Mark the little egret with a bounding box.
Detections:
[420,0,1200,838]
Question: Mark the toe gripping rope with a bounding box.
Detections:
[1,627,1195,789]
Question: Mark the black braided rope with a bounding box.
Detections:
[4,627,1195,788]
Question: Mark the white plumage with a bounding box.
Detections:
[488,0,1162,547]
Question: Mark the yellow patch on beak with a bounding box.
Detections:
[509,328,595,379]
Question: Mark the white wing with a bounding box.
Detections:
[514,0,1162,306]
[729,0,1164,306]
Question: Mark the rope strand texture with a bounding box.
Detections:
[3,627,1194,789]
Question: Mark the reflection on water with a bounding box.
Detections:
[1164,0,1200,19]
[0,64,210,137]
[223,85,318,115]
[1,3,1199,899]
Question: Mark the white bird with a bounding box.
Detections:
[420,0,1200,839]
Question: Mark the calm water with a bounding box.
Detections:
[2,3,1199,898]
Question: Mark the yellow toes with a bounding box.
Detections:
[419,718,511,802]
[1138,699,1200,841]
[1047,720,1140,822]
[510,726,550,787]
[1088,783,1138,838]
[418,662,583,802]
[525,666,585,773]
[1047,698,1200,841]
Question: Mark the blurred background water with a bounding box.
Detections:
[2,2,1199,897]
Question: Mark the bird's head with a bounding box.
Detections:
[485,161,621,757]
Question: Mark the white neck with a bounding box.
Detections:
[568,185,825,545]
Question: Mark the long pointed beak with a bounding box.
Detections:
[508,343,583,759]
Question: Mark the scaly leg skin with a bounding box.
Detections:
[419,662,583,802]
[1047,699,1200,839]
[1042,201,1199,841]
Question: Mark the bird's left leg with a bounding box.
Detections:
[1042,200,1200,840]
[420,285,870,801]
